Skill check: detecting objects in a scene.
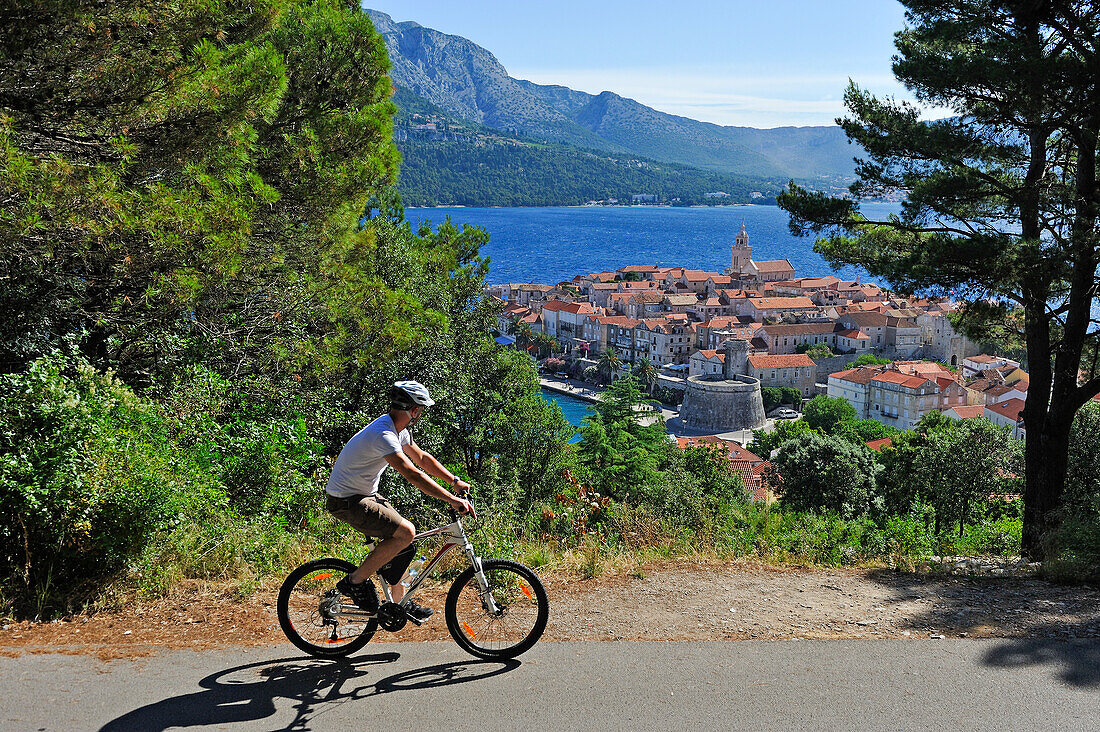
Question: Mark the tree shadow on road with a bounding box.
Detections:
[863,568,1100,689]
[98,651,521,731]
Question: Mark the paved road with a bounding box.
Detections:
[2,640,1097,731]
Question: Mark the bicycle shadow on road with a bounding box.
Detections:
[863,568,1100,689]
[98,652,521,732]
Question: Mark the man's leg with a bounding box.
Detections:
[347,519,415,584]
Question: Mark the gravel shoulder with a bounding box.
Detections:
[3,559,1098,659]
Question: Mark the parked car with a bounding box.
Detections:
[773,407,800,419]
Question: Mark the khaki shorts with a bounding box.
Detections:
[326,493,404,539]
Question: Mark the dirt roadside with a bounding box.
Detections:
[3,560,1098,660]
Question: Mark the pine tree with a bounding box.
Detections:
[779,0,1100,559]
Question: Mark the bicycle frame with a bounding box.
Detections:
[338,514,501,618]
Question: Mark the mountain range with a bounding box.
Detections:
[367,9,858,204]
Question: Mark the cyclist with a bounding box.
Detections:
[326,380,474,623]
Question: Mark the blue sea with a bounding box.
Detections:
[403,204,901,285]
[540,389,590,442]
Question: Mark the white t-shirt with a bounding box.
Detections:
[325,414,411,498]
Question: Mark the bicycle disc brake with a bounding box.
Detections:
[376,601,407,632]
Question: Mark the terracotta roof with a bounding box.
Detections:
[589,282,620,291]
[747,297,815,309]
[748,354,816,369]
[946,405,985,419]
[561,302,595,315]
[865,437,894,452]
[966,377,998,392]
[619,281,659,290]
[754,259,795,273]
[978,364,1023,378]
[676,436,763,464]
[966,354,1004,364]
[707,275,733,284]
[697,297,723,307]
[749,462,773,501]
[872,371,931,389]
[985,383,1025,397]
[836,329,870,339]
[701,316,756,328]
[830,367,882,385]
[590,315,640,327]
[797,276,842,288]
[987,398,1025,421]
[681,270,722,281]
[618,265,660,273]
[542,299,592,313]
[894,361,954,378]
[694,350,727,364]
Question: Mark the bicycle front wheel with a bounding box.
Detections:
[445,559,549,659]
[277,558,378,658]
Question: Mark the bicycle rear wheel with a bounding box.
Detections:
[445,559,548,659]
[277,558,378,658]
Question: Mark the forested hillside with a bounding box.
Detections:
[392,87,783,206]
[397,139,780,207]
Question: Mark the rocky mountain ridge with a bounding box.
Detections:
[366,8,857,183]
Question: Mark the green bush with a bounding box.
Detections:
[780,387,803,408]
[0,355,184,615]
[773,432,882,519]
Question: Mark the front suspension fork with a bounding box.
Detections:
[466,543,502,614]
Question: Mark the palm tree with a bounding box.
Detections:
[598,347,622,384]
[509,319,534,351]
[632,357,659,395]
[533,332,558,359]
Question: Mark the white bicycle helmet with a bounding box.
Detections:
[390,380,435,409]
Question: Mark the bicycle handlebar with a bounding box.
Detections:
[447,489,475,522]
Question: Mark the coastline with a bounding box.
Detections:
[538,375,600,403]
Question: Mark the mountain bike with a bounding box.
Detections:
[277,494,549,660]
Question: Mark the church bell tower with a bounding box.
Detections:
[728,222,752,276]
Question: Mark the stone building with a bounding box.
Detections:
[679,339,767,432]
[723,224,796,283]
[746,353,817,396]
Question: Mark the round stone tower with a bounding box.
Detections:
[679,339,766,433]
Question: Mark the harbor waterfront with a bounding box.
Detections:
[540,379,766,445]
[539,387,591,443]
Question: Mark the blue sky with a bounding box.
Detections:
[364,1,925,128]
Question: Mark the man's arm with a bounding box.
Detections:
[384,450,473,514]
[403,442,471,492]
